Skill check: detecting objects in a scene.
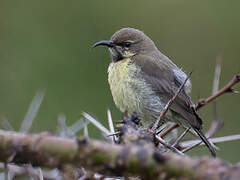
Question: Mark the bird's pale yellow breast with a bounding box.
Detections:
[108,58,141,115]
[107,58,163,126]
[108,58,132,85]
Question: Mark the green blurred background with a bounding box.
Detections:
[0,0,239,162]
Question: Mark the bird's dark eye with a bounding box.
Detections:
[123,42,132,47]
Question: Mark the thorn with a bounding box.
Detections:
[20,90,45,133]
[106,132,121,137]
[232,89,239,94]
[107,109,116,143]
[82,112,111,135]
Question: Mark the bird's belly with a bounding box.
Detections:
[108,60,165,125]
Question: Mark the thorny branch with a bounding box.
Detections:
[195,74,240,110]
[0,129,240,180]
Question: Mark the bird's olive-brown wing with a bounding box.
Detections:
[133,54,202,129]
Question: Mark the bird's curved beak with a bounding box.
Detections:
[92,40,114,48]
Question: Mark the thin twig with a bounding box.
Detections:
[171,125,178,142]
[57,113,68,137]
[38,168,44,180]
[181,134,240,148]
[171,127,190,147]
[156,124,168,135]
[180,131,219,153]
[155,135,184,156]
[151,72,192,132]
[206,119,223,138]
[58,115,89,138]
[82,112,111,136]
[212,57,221,123]
[69,118,89,135]
[106,132,121,137]
[206,57,223,137]
[181,141,201,153]
[20,90,45,133]
[180,134,220,153]
[107,109,115,143]
[195,74,240,110]
[158,124,179,137]
[212,56,222,95]
[83,119,89,139]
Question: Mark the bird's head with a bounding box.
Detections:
[92,28,156,62]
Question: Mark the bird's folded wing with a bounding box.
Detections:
[133,54,202,129]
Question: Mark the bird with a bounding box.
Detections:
[92,27,216,157]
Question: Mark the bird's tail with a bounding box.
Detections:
[193,128,216,157]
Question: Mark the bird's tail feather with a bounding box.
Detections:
[193,128,216,157]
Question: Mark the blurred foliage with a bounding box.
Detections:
[0,0,239,162]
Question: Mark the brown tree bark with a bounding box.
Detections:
[0,130,240,180]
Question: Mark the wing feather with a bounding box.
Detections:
[133,54,202,129]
